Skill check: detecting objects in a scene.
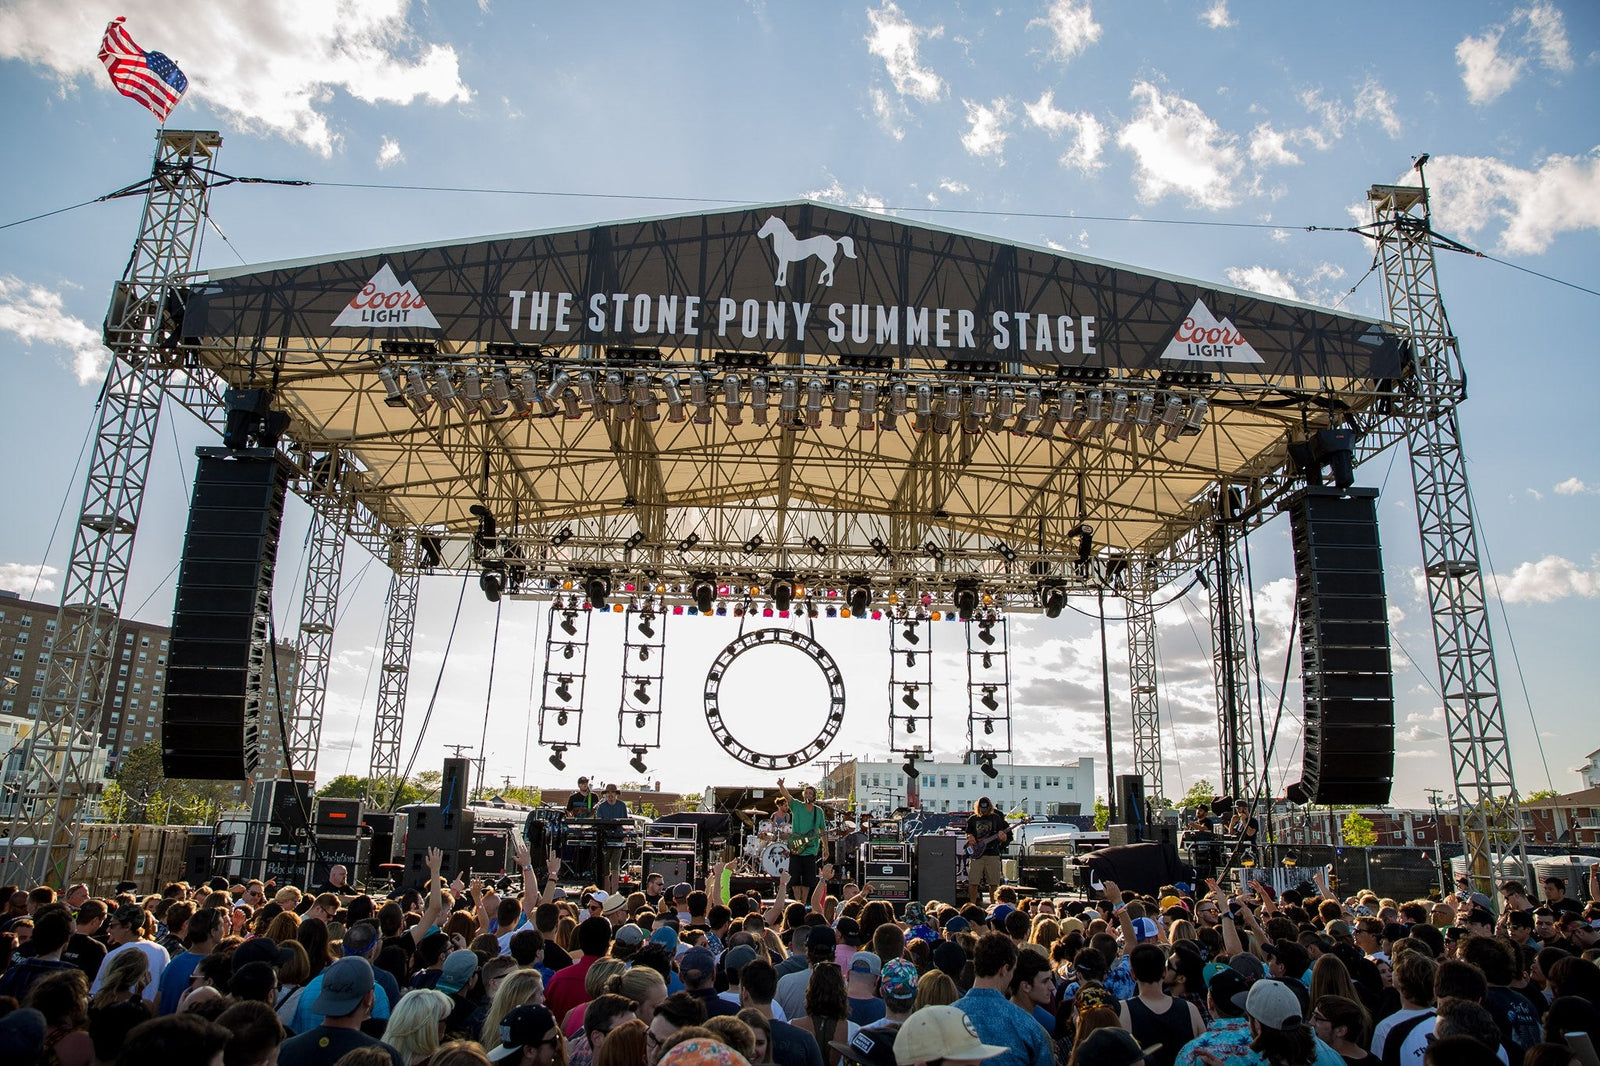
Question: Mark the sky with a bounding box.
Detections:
[0,1,1596,810]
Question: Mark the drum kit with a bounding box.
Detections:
[730,799,851,877]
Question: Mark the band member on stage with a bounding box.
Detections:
[775,777,825,893]
[565,776,598,817]
[593,784,629,894]
[965,796,1011,904]
[1226,799,1259,859]
[1188,807,1217,833]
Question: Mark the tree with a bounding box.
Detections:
[114,743,167,821]
[1093,796,1110,831]
[1526,789,1561,802]
[318,775,367,799]
[1341,811,1378,848]
[110,744,232,826]
[1179,780,1218,811]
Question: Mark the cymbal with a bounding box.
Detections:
[738,808,767,816]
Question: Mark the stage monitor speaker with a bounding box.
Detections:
[315,797,362,832]
[440,758,471,829]
[183,835,216,883]
[164,451,288,780]
[729,875,776,899]
[1116,775,1147,841]
[643,850,695,885]
[1287,488,1395,805]
[915,835,958,903]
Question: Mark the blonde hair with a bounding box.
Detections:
[480,968,544,1048]
[912,969,959,1010]
[89,948,150,1009]
[607,964,666,1007]
[386,988,451,1061]
[585,958,627,997]
[274,885,302,907]
[263,911,301,944]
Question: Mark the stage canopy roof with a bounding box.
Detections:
[180,201,1406,592]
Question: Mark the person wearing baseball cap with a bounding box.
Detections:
[1072,1029,1162,1066]
[846,951,885,1025]
[866,959,919,1030]
[277,956,402,1065]
[832,1024,900,1066]
[487,1003,563,1063]
[893,1005,1007,1066]
[1234,978,1315,1062]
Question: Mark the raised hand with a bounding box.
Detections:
[426,846,444,874]
[515,842,531,868]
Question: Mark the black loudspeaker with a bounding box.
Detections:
[183,833,216,883]
[1286,488,1395,805]
[403,809,476,891]
[915,835,958,903]
[164,451,289,779]
[1116,775,1147,841]
[362,812,396,876]
[729,875,776,898]
[643,851,695,885]
[315,797,362,832]
[440,758,471,829]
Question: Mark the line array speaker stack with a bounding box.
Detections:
[164,449,289,780]
[1286,487,1395,805]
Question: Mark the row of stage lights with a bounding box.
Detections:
[376,358,1211,442]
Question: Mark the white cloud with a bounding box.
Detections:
[1456,30,1524,105]
[960,98,1011,160]
[803,176,889,213]
[1024,91,1107,173]
[865,2,945,103]
[1493,554,1600,604]
[1355,76,1402,138]
[1224,266,1298,300]
[1295,77,1403,147]
[1030,0,1102,63]
[938,179,969,195]
[1248,123,1300,166]
[1406,150,1600,254]
[375,136,404,168]
[0,563,59,596]
[1116,82,1243,210]
[1455,3,1575,106]
[0,2,472,156]
[0,275,108,385]
[1201,0,1235,29]
[867,87,904,140]
[1554,477,1599,496]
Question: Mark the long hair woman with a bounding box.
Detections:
[296,916,334,978]
[88,947,150,1009]
[792,962,853,1066]
[594,1018,647,1066]
[480,969,546,1049]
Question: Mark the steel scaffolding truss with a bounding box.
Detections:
[1366,177,1528,890]
[1209,501,1259,804]
[1126,587,1164,800]
[287,478,351,776]
[368,536,419,806]
[1,130,220,885]
[888,617,934,756]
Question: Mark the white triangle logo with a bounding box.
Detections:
[1160,299,1264,364]
[333,264,441,329]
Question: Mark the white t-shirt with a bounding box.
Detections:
[1369,1007,1432,1057]
[1394,1016,1509,1065]
[91,940,170,1002]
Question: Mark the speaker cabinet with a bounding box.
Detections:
[1116,775,1147,840]
[643,850,695,885]
[1286,488,1395,805]
[914,835,958,903]
[315,797,362,832]
[402,809,476,891]
[164,451,288,779]
[440,758,471,829]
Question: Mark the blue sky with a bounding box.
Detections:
[0,1,1596,807]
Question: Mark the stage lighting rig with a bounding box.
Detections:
[1038,581,1067,619]
[554,676,573,703]
[902,752,921,780]
[479,571,503,602]
[630,748,649,774]
[846,577,872,616]
[560,612,579,637]
[979,753,999,779]
[633,679,652,704]
[549,746,567,771]
[584,571,612,607]
[768,571,796,611]
[901,685,920,710]
[690,574,716,614]
[954,581,980,622]
[902,620,921,645]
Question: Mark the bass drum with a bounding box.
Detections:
[760,842,791,878]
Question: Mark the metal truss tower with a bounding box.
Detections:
[1367,173,1528,890]
[369,537,419,806]
[0,131,222,885]
[1209,500,1259,805]
[1126,586,1165,801]
[287,477,351,776]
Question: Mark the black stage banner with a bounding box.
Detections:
[189,202,1404,379]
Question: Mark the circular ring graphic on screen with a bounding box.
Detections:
[703,628,846,770]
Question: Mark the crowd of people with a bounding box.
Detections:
[0,820,1599,1066]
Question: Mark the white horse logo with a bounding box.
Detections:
[757,216,857,287]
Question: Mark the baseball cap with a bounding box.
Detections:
[651,926,679,952]
[436,949,480,995]
[311,956,376,1017]
[1159,895,1184,912]
[660,1039,750,1066]
[932,941,967,979]
[1228,953,1267,981]
[835,916,863,946]
[589,890,610,905]
[1058,916,1085,936]
[893,1005,1007,1064]
[848,951,882,979]
[990,904,1015,923]
[1234,978,1304,1031]
[807,925,837,952]
[614,923,644,947]
[902,901,925,923]
[1130,917,1161,942]
[832,1025,899,1066]
[1206,968,1252,1009]
[672,882,693,899]
[723,944,759,975]
[679,946,716,983]
[1073,1028,1161,1066]
[943,915,970,934]
[880,959,918,1000]
[232,936,293,972]
[488,1004,558,1062]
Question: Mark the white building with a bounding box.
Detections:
[823,753,1095,818]
[1579,748,1600,790]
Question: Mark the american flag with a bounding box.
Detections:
[98,17,188,122]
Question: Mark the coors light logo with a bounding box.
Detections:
[333,264,440,329]
[1160,298,1263,364]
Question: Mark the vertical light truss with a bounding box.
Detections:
[617,602,666,760]
[965,615,1013,759]
[539,599,592,754]
[1209,502,1259,803]
[888,614,933,755]
[1,130,221,886]
[1126,587,1164,800]
[1368,178,1528,890]
[368,536,419,807]
[288,480,351,776]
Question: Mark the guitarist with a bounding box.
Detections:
[964,796,1011,904]
[776,777,826,894]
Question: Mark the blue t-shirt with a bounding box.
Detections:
[157,951,205,1014]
